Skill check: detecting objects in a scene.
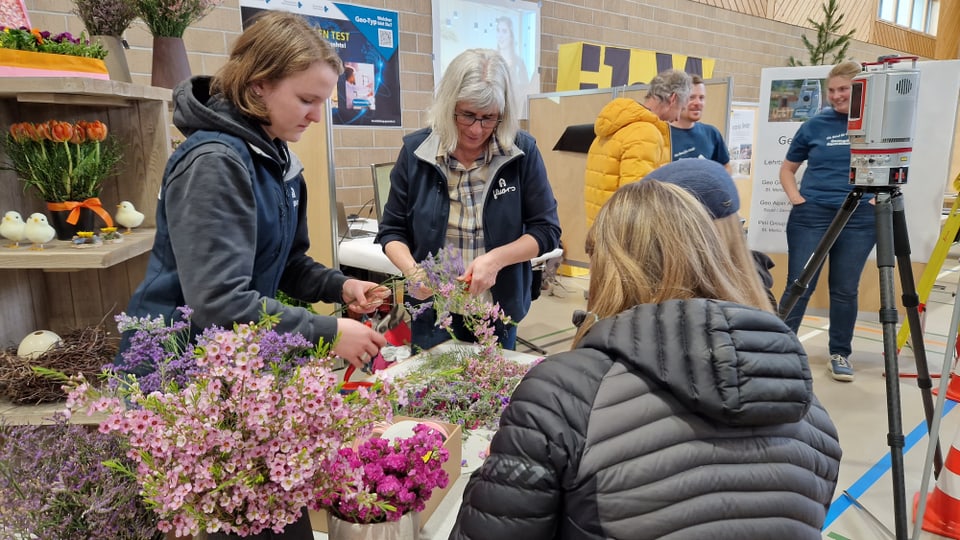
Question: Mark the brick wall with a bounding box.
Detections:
[23,0,899,212]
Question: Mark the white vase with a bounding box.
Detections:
[326,512,419,540]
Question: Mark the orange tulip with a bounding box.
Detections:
[49,120,73,143]
[69,123,87,144]
[33,122,48,141]
[83,120,108,142]
[9,122,33,143]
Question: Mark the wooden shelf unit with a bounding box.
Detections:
[0,78,171,348]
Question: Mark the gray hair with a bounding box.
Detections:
[645,69,693,107]
[428,49,520,153]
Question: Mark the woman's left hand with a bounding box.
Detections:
[342,279,391,314]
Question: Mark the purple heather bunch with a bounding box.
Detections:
[318,423,450,523]
[73,0,139,37]
[407,246,513,360]
[64,311,395,538]
[0,414,160,539]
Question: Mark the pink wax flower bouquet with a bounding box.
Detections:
[318,423,450,523]
[61,306,395,538]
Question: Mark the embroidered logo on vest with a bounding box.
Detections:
[493,178,516,200]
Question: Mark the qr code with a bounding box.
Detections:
[378,28,394,48]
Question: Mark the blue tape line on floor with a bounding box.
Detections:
[822,400,958,529]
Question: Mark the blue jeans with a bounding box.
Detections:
[780,201,876,357]
[407,296,518,352]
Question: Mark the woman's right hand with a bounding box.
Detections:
[333,318,387,369]
[789,194,806,205]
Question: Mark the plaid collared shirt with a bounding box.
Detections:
[438,137,506,263]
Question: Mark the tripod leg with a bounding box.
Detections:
[874,191,909,539]
[890,190,944,477]
[779,189,864,321]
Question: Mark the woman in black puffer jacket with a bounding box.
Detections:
[449,179,841,540]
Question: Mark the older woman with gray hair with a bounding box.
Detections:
[376,48,561,351]
[584,68,693,225]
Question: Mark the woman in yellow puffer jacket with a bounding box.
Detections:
[584,69,692,225]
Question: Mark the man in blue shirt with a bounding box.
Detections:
[670,74,731,173]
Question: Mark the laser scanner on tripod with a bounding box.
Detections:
[847,55,920,187]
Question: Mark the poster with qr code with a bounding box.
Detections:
[0,0,30,29]
[239,0,400,127]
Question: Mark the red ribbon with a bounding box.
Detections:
[47,198,114,228]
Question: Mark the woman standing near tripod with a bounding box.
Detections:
[779,60,876,382]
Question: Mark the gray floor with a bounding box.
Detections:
[514,255,960,540]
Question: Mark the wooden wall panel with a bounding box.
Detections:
[690,0,767,17]
[872,21,937,58]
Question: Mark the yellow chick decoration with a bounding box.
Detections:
[1,211,26,248]
[116,201,145,233]
[25,213,56,250]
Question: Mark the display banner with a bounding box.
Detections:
[557,42,715,91]
[239,0,401,127]
[748,61,960,261]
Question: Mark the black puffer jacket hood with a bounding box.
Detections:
[577,298,813,427]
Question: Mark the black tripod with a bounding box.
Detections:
[779,186,942,540]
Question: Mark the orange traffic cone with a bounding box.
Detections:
[934,353,960,402]
[915,427,960,537]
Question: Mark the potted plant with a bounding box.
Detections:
[0,27,109,79]
[62,305,396,538]
[3,119,123,239]
[133,0,223,88]
[72,0,139,82]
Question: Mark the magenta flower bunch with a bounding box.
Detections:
[407,245,513,359]
[62,309,395,538]
[318,423,450,523]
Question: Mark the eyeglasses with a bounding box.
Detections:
[454,112,501,129]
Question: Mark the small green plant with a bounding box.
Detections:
[787,0,855,66]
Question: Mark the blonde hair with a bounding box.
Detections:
[712,214,776,311]
[575,180,756,345]
[829,60,862,80]
[211,11,344,124]
[427,49,520,153]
